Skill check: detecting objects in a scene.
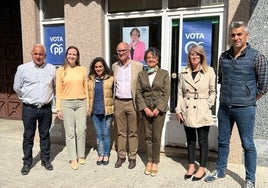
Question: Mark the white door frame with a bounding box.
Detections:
[104,3,226,150]
[161,9,225,150]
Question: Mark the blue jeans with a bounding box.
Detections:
[216,104,256,182]
[92,114,112,157]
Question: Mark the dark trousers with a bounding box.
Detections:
[184,125,210,167]
[22,104,52,165]
[143,111,166,164]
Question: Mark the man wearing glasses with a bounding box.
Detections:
[205,21,268,188]
[112,42,143,169]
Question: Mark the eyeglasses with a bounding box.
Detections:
[117,49,129,54]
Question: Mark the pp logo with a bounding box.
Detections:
[184,41,204,54]
[50,43,64,55]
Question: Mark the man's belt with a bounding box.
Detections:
[23,103,51,109]
[115,97,132,101]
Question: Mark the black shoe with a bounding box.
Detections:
[115,157,126,168]
[184,171,196,180]
[192,172,206,181]
[103,160,109,166]
[21,164,31,175]
[96,160,103,165]
[184,174,193,180]
[41,161,53,171]
[128,159,136,169]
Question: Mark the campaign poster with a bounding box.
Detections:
[44,25,65,65]
[123,26,149,65]
[182,20,212,66]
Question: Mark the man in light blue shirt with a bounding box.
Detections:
[13,44,56,175]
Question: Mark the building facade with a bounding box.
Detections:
[0,0,267,165]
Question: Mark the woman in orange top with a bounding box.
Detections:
[56,46,89,170]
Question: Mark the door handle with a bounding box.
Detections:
[171,73,177,79]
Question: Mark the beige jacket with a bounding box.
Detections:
[88,74,114,116]
[112,60,143,110]
[175,66,216,127]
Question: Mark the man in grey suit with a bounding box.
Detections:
[112,42,143,169]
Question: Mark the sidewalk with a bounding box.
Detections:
[0,119,268,188]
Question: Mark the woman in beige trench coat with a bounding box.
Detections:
[175,45,216,181]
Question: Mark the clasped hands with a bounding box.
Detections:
[144,107,159,117]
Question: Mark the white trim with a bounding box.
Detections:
[39,0,44,44]
[41,19,65,25]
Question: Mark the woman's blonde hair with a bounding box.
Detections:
[187,44,209,72]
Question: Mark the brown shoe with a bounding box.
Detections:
[151,163,158,176]
[115,157,126,168]
[128,159,136,169]
[144,162,152,175]
[151,169,158,176]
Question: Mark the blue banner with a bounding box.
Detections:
[182,20,212,66]
[44,25,65,65]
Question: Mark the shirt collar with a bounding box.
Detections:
[33,61,46,68]
[119,59,131,68]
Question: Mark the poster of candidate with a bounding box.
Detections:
[182,20,212,66]
[123,26,149,65]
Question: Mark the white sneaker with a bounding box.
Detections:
[204,170,225,183]
[244,180,255,188]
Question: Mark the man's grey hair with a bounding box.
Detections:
[230,21,249,33]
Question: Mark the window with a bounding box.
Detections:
[40,0,65,65]
[168,0,223,8]
[168,0,201,8]
[109,17,162,65]
[41,0,64,19]
[108,0,162,13]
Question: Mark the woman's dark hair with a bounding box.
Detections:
[130,27,141,37]
[144,47,161,64]
[62,46,80,69]
[88,57,111,77]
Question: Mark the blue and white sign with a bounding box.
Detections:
[44,25,65,65]
[182,20,212,66]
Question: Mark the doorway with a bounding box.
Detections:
[165,16,221,150]
[0,0,23,119]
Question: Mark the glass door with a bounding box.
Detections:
[165,16,222,149]
[169,16,220,115]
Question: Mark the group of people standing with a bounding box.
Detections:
[13,21,267,188]
[13,40,170,176]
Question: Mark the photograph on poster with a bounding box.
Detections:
[123,26,149,65]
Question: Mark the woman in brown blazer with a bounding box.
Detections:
[136,47,170,176]
[175,45,216,181]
